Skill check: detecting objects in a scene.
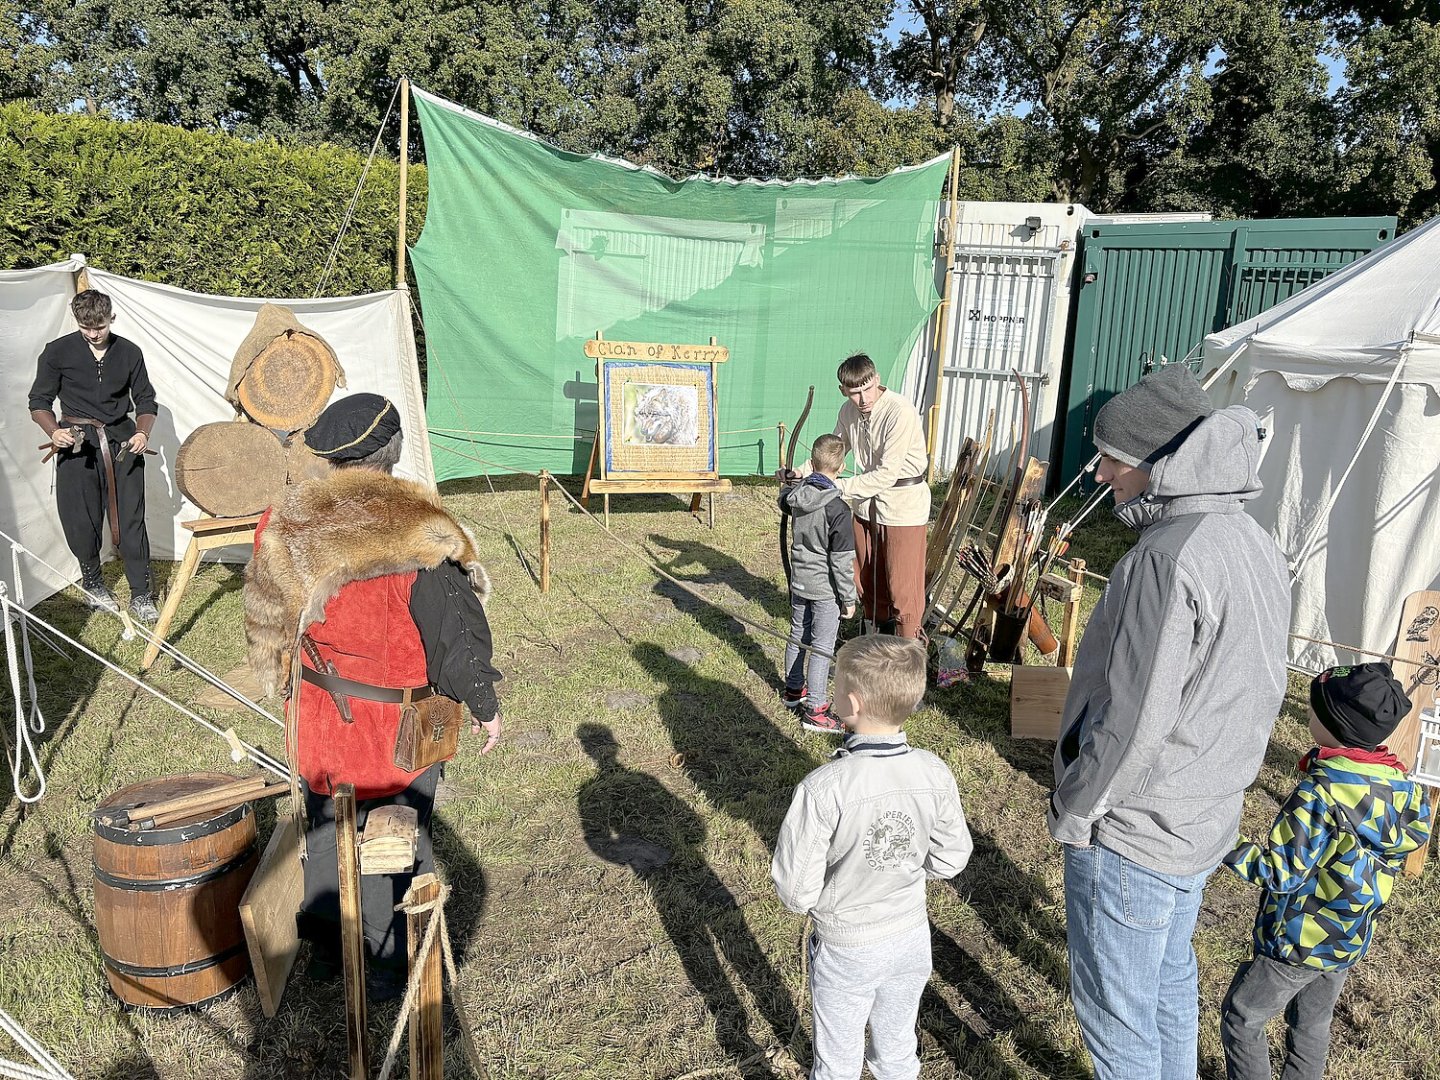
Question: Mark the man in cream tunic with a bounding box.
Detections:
[830,353,930,639]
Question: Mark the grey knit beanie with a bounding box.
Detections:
[1092,365,1215,467]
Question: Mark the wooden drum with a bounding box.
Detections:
[92,773,259,1008]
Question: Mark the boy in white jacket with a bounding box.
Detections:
[771,635,972,1080]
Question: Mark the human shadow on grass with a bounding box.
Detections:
[577,723,800,1079]
[923,827,1088,1078]
[633,643,820,851]
[647,533,790,622]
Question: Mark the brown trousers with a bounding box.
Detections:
[852,518,928,639]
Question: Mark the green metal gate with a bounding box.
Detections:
[1058,217,1396,485]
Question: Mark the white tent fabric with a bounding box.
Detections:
[1204,217,1440,672]
[1,260,431,607]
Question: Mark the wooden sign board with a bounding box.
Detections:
[582,334,732,527]
[1388,589,1440,876]
[1010,664,1072,741]
[238,815,304,1018]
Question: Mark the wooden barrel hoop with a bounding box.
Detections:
[92,773,259,1009]
[236,331,338,432]
[176,422,287,517]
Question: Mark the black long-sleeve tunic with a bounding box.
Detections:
[29,331,158,441]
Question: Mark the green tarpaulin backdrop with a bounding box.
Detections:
[410,89,948,481]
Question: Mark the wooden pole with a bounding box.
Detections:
[405,874,444,1080]
[335,784,369,1080]
[396,77,410,290]
[1060,559,1086,668]
[539,470,551,594]
[927,147,963,483]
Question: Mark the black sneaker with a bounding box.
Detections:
[81,575,119,612]
[128,593,159,623]
[781,686,806,712]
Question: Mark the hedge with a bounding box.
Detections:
[0,104,426,300]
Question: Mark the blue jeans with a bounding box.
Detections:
[784,595,839,705]
[1063,843,1214,1080]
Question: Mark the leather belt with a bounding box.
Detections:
[300,664,434,706]
[894,474,928,487]
[66,417,121,547]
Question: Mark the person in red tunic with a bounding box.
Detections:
[243,393,501,998]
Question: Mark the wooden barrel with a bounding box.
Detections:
[236,330,339,432]
[92,773,259,1009]
[176,422,287,517]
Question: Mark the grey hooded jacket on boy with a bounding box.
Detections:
[1048,405,1291,876]
[780,478,858,606]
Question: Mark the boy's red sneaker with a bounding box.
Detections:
[781,686,807,712]
[800,702,844,734]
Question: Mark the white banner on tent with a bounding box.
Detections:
[1,260,430,607]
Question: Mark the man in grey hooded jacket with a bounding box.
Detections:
[1049,365,1290,1080]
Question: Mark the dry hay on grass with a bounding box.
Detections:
[1,480,1438,1079]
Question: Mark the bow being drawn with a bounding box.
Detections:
[778,385,815,584]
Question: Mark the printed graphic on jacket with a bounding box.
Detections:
[865,810,917,870]
[1225,748,1432,971]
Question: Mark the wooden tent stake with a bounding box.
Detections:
[405,874,444,1080]
[539,471,551,594]
[335,784,369,1080]
[926,147,962,483]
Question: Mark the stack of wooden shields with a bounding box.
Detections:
[175,306,345,518]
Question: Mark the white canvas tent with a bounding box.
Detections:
[0,259,430,607]
[1203,217,1440,672]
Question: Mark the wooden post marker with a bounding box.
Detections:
[539,471,552,594]
[1060,559,1086,668]
[335,784,369,1080]
[405,874,444,1080]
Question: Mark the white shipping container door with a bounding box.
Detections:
[931,248,1060,476]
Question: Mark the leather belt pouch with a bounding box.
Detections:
[393,693,462,772]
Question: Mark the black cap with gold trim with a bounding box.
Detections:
[306,393,401,462]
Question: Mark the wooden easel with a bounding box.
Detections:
[580,334,732,529]
[141,514,261,671]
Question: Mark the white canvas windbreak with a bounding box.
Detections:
[1203,217,1440,672]
[1,261,430,606]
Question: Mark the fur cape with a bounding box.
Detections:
[243,469,491,696]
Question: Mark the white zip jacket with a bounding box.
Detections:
[771,733,972,946]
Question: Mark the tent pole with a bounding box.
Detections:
[396,77,410,290]
[927,147,962,483]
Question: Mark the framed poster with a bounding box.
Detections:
[584,339,729,481]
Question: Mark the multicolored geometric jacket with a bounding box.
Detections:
[1225,746,1432,971]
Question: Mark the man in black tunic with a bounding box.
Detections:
[28,289,159,620]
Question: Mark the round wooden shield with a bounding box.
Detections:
[283,433,332,486]
[235,331,337,432]
[176,422,287,516]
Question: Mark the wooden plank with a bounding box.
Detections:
[587,478,732,494]
[335,785,369,1079]
[1010,665,1072,741]
[239,815,304,1019]
[1388,589,1440,876]
[1059,560,1086,669]
[405,875,444,1080]
[590,472,730,484]
[584,339,729,363]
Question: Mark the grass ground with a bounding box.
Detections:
[3,477,1440,1079]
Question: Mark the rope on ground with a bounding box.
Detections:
[2,602,288,780]
[376,883,487,1080]
[0,532,283,731]
[0,1007,76,1080]
[439,438,837,664]
[313,81,401,298]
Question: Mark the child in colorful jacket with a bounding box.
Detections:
[1221,662,1432,1080]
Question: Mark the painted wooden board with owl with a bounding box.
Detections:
[1387,589,1440,875]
